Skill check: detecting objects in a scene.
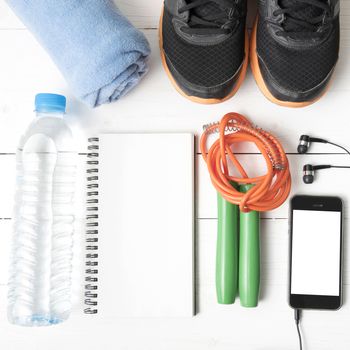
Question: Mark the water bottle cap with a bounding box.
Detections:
[35,93,66,113]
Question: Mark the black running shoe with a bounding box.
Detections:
[160,0,248,104]
[251,0,340,107]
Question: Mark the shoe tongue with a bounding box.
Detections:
[280,0,326,32]
[190,1,229,27]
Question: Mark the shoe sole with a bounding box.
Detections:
[159,6,249,104]
[250,17,331,108]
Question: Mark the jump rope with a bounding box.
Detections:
[200,112,291,306]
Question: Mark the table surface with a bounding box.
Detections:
[0,1,350,349]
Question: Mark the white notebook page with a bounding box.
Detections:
[97,133,194,318]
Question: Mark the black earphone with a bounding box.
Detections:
[298,135,350,184]
[297,135,328,154]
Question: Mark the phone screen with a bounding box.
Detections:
[291,209,341,296]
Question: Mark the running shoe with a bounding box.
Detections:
[251,0,340,107]
[160,0,248,104]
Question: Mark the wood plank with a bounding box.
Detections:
[0,0,163,29]
[197,219,350,287]
[0,155,15,217]
[0,295,347,350]
[0,1,349,348]
[1,218,348,291]
[0,29,349,153]
[1,153,350,220]
[0,0,349,30]
[0,218,349,349]
[0,219,11,286]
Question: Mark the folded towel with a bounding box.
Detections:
[6,0,151,107]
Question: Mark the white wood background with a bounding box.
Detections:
[0,0,350,349]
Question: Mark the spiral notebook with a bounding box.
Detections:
[85,133,195,318]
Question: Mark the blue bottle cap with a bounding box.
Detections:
[35,93,66,113]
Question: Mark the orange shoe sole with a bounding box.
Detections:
[159,7,249,105]
[250,17,332,108]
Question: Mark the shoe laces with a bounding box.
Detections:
[274,0,331,39]
[179,0,242,35]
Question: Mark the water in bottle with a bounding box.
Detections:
[8,93,77,326]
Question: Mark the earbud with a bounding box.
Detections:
[299,136,350,183]
[302,164,315,184]
[297,135,328,154]
[303,164,332,184]
[298,135,310,154]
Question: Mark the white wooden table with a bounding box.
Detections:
[0,1,350,349]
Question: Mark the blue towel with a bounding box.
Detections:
[6,0,151,107]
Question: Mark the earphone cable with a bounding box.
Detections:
[296,321,303,350]
[294,309,303,350]
[320,141,350,173]
[327,141,350,156]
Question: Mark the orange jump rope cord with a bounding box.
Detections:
[200,113,292,213]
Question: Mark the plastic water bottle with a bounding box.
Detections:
[8,94,77,326]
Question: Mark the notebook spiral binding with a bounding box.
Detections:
[84,137,99,314]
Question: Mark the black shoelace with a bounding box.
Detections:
[179,0,241,35]
[274,0,331,38]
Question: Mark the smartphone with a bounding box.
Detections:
[289,195,343,310]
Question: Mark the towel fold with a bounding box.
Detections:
[6,0,151,107]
